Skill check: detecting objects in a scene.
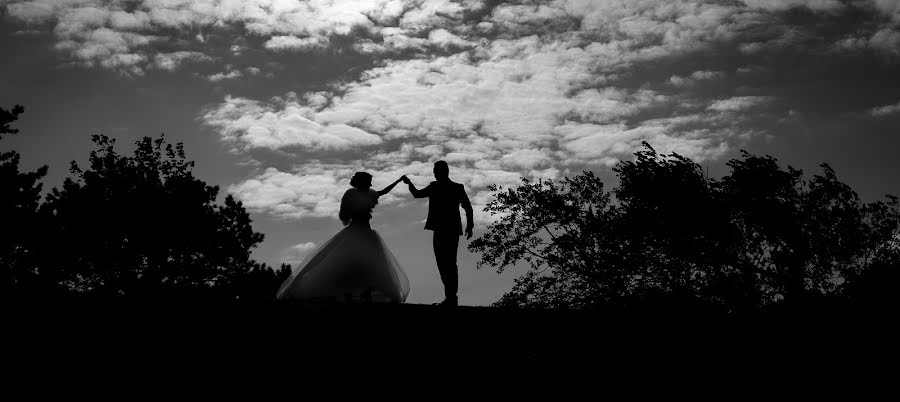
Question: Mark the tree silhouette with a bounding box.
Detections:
[471,143,900,313]
[35,133,287,300]
[0,105,48,296]
[469,171,621,309]
[721,153,900,310]
[612,142,734,309]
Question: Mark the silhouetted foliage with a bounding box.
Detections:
[470,171,620,309]
[36,133,288,300]
[0,105,288,301]
[0,105,49,295]
[471,142,900,313]
[613,143,734,310]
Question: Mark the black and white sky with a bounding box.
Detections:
[2,0,900,305]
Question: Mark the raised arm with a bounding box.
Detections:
[403,176,431,198]
[377,177,404,197]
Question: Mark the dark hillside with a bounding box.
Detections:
[3,298,895,394]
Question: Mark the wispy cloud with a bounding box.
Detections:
[869,101,900,117]
[708,96,775,112]
[283,242,317,266]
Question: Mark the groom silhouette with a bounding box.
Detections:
[402,161,473,307]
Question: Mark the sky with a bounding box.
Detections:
[2,0,900,306]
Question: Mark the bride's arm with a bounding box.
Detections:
[376,177,404,196]
[338,190,352,225]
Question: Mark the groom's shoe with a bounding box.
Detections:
[433,297,458,309]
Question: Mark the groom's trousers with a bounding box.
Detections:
[432,230,460,301]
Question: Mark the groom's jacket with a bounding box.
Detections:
[410,179,473,235]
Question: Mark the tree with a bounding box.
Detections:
[612,142,734,307]
[719,151,806,308]
[39,133,286,300]
[472,143,900,312]
[721,153,900,308]
[0,105,49,295]
[469,171,623,309]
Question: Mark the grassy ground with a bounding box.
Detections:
[2,298,896,394]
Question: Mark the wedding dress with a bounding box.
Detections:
[276,188,410,303]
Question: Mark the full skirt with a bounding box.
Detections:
[276,224,410,303]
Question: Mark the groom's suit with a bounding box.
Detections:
[409,179,473,303]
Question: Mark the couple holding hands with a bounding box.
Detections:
[276,160,474,307]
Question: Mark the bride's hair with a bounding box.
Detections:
[349,171,372,188]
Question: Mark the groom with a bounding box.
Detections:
[401,161,473,307]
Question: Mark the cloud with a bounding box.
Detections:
[227,160,525,225]
[6,0,896,75]
[205,69,242,82]
[425,28,475,49]
[227,167,349,220]
[152,51,211,71]
[871,0,900,22]
[284,242,318,266]
[869,28,900,53]
[226,161,425,222]
[869,101,900,117]
[204,0,850,224]
[740,0,844,12]
[708,96,774,112]
[200,94,383,152]
[6,0,56,23]
[670,70,726,86]
[109,10,152,31]
[263,35,330,51]
[3,0,490,72]
[691,70,725,80]
[8,0,896,224]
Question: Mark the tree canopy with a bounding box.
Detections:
[1,105,48,294]
[470,142,900,313]
[1,105,288,301]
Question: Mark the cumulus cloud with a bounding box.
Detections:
[425,28,475,49]
[691,70,725,80]
[152,51,211,71]
[263,35,330,51]
[226,162,416,221]
[670,70,726,86]
[5,0,56,23]
[708,96,774,112]
[227,167,349,220]
[869,101,900,117]
[200,94,383,151]
[7,0,896,224]
[869,28,900,53]
[871,0,900,21]
[6,0,897,75]
[204,0,846,223]
[2,0,486,72]
[284,242,317,265]
[227,161,522,225]
[205,69,241,82]
[740,0,844,12]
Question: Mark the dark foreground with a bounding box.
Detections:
[2,298,897,394]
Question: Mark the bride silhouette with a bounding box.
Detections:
[276,172,410,303]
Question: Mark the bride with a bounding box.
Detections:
[276,172,410,303]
